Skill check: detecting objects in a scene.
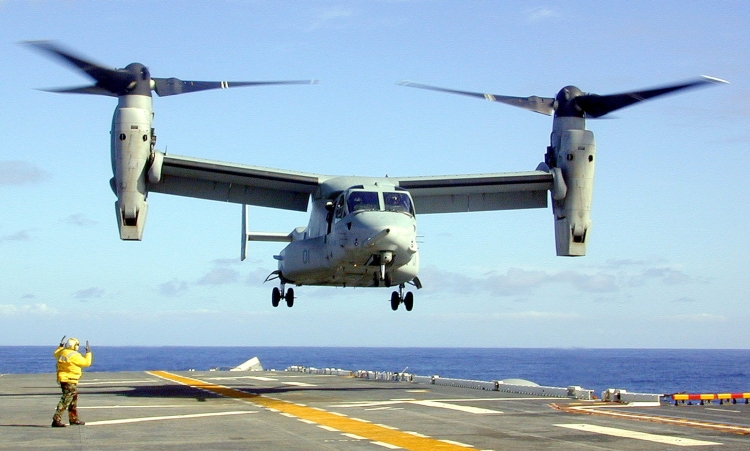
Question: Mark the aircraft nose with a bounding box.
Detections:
[370,224,416,253]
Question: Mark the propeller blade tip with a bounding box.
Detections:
[700,75,729,84]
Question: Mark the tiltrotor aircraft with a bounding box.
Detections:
[27,41,726,311]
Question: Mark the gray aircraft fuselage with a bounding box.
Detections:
[274,179,419,288]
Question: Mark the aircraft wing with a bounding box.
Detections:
[150,154,326,211]
[395,171,553,214]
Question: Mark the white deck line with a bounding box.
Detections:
[555,424,722,447]
[86,410,256,426]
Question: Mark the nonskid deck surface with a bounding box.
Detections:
[1,371,748,450]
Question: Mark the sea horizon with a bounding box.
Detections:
[2,346,749,395]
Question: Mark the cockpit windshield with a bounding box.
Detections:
[384,192,414,215]
[346,191,380,213]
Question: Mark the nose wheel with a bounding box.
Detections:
[390,284,414,311]
[272,285,295,308]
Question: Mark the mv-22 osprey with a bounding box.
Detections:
[27,41,726,311]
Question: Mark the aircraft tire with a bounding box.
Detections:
[390,291,400,311]
[272,287,281,307]
[286,288,295,308]
[404,292,414,311]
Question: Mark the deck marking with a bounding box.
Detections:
[79,379,155,385]
[343,433,365,440]
[440,439,474,447]
[283,381,316,387]
[86,410,255,426]
[207,376,278,381]
[333,399,502,413]
[372,441,402,449]
[406,431,430,438]
[555,424,722,446]
[150,371,478,450]
[413,400,501,414]
[80,405,203,409]
[554,403,750,435]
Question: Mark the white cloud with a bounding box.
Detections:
[420,260,701,298]
[197,267,240,285]
[525,7,557,23]
[73,287,105,300]
[0,303,59,316]
[307,6,356,31]
[0,229,34,243]
[63,214,97,227]
[0,161,50,186]
[490,310,582,320]
[159,279,189,297]
[668,313,728,322]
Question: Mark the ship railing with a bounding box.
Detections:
[284,366,594,399]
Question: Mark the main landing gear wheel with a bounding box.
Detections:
[404,292,414,311]
[271,286,296,308]
[285,288,294,308]
[390,291,400,311]
[390,284,414,311]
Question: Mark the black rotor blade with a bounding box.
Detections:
[398,81,556,116]
[23,40,136,95]
[41,85,119,97]
[575,76,728,118]
[153,78,318,97]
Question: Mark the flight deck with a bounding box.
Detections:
[1,370,748,450]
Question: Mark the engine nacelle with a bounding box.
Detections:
[552,129,596,256]
[111,103,152,240]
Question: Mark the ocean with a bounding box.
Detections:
[1,347,748,396]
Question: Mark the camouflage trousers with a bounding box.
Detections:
[53,382,79,422]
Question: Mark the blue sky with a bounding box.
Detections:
[1,1,748,347]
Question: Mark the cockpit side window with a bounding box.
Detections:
[384,192,414,215]
[346,191,379,213]
[334,194,346,220]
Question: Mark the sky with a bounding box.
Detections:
[0,0,748,347]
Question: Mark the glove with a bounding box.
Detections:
[59,335,66,347]
[85,340,91,353]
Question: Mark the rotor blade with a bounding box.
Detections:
[152,78,318,97]
[575,75,729,118]
[41,85,118,97]
[398,81,556,115]
[23,40,136,95]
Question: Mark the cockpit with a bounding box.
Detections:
[333,188,415,221]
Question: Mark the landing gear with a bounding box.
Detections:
[285,288,294,307]
[390,291,400,311]
[404,292,413,311]
[271,285,295,308]
[389,284,414,311]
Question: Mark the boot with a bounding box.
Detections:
[69,419,85,425]
[51,418,67,428]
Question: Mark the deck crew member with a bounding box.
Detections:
[52,336,92,427]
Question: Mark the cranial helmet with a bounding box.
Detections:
[65,338,80,349]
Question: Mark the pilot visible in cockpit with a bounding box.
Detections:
[384,193,412,214]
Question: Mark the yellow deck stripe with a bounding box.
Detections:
[149,371,474,450]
